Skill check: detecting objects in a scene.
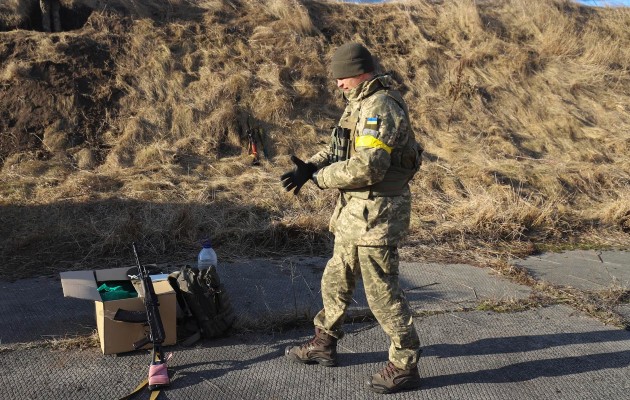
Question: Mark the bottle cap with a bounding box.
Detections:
[201,238,212,248]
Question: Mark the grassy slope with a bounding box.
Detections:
[0,0,629,279]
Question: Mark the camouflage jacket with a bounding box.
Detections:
[308,75,422,246]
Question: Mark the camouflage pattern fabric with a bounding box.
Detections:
[327,191,411,246]
[308,74,420,246]
[313,244,420,369]
[307,75,422,369]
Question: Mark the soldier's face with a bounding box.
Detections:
[336,73,371,92]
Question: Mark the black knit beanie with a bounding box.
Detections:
[330,42,374,79]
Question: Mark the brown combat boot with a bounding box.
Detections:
[285,328,338,367]
[366,361,421,394]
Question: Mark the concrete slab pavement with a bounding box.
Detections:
[0,256,531,344]
[1,250,629,399]
[220,257,532,327]
[511,250,630,291]
[1,305,629,400]
[0,276,94,344]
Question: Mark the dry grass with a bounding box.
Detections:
[475,298,547,313]
[0,330,100,353]
[0,0,629,279]
[44,330,101,350]
[489,259,629,328]
[537,282,629,327]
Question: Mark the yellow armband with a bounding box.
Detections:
[355,135,392,154]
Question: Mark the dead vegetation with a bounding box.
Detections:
[489,259,630,328]
[0,330,100,352]
[0,0,629,279]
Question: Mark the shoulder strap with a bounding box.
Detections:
[167,269,202,346]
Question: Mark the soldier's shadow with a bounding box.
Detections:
[422,349,630,389]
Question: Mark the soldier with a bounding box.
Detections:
[281,43,423,394]
[40,0,61,33]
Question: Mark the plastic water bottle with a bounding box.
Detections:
[197,239,217,271]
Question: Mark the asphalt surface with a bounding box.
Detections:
[1,250,629,399]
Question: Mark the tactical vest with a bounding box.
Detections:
[329,82,422,198]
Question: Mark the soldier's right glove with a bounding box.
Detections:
[280,155,317,195]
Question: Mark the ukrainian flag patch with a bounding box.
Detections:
[366,117,379,127]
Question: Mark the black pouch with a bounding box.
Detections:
[328,126,350,163]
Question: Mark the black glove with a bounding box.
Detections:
[280,155,317,195]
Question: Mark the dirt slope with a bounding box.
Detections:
[0,0,629,279]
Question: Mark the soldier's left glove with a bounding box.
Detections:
[280,155,317,195]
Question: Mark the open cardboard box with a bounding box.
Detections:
[60,267,176,355]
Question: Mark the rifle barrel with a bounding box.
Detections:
[131,243,166,348]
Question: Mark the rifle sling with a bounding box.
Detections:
[117,379,161,400]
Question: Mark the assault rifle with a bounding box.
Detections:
[131,243,166,352]
[114,243,170,392]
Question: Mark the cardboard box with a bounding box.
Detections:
[60,267,176,355]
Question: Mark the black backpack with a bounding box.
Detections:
[168,265,235,344]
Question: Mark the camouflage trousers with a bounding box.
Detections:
[313,244,420,369]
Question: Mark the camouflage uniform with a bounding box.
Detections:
[40,0,61,33]
[308,74,422,370]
